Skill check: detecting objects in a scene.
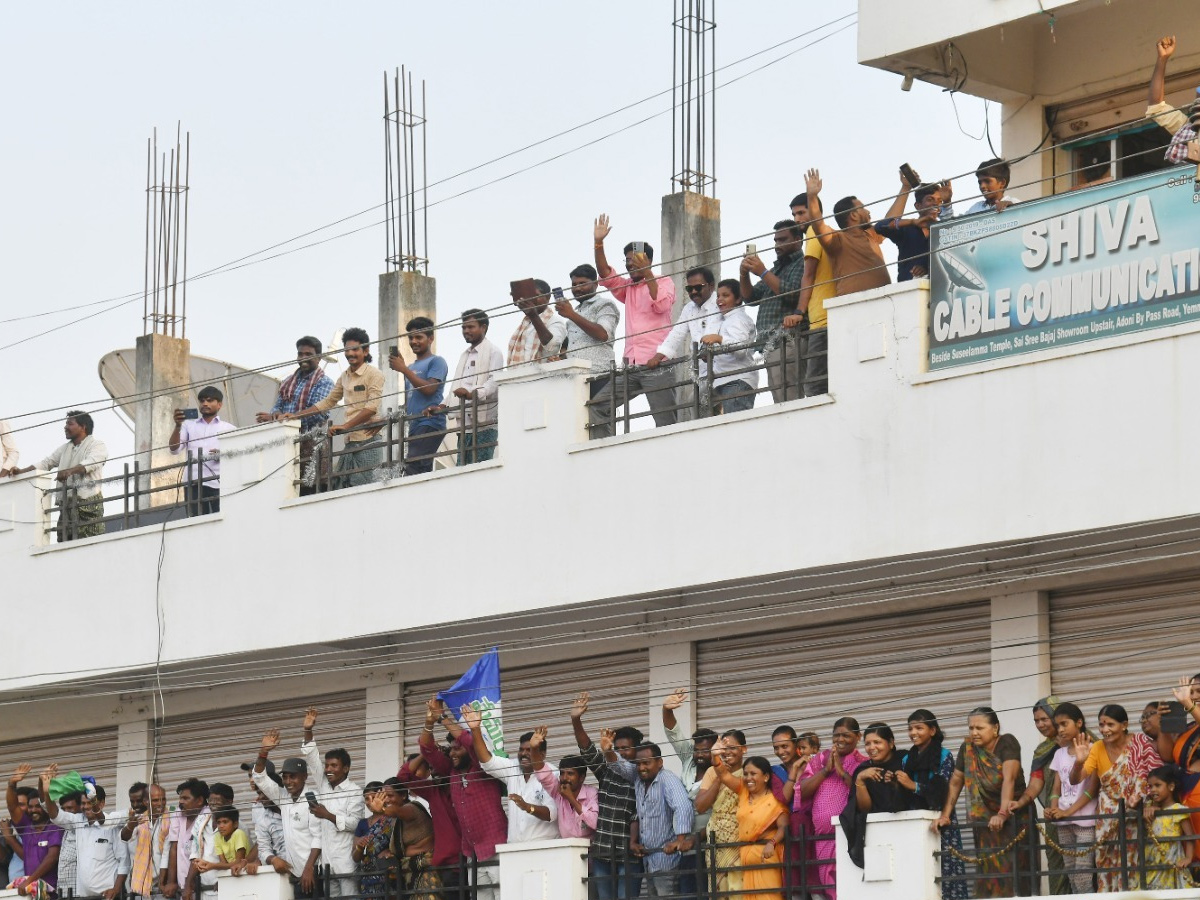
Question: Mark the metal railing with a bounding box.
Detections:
[582,830,833,900]
[935,803,1200,897]
[584,326,828,439]
[320,856,498,900]
[297,396,498,494]
[44,451,215,542]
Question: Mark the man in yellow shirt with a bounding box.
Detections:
[789,194,832,397]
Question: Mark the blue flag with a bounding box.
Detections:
[438,648,505,755]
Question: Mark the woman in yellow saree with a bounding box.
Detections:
[712,753,790,900]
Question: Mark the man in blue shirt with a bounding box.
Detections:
[874,183,940,281]
[606,739,694,897]
[389,317,448,476]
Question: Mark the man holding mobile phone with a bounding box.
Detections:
[170,385,235,516]
[251,731,322,898]
[507,279,567,366]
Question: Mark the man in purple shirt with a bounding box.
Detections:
[419,701,506,900]
[169,385,236,516]
[6,765,64,892]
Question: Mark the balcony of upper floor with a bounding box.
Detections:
[4,166,1200,694]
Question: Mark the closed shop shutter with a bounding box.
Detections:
[402,650,650,765]
[155,691,367,794]
[0,728,119,795]
[696,603,992,749]
[1050,578,1200,713]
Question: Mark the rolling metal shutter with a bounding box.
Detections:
[0,728,119,794]
[154,691,367,795]
[696,603,992,750]
[402,650,650,764]
[1050,578,1200,714]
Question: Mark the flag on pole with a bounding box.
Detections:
[438,647,505,755]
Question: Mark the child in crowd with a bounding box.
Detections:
[1142,765,1196,890]
[200,808,250,872]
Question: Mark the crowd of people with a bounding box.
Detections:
[1,35,1198,540]
[5,675,1200,900]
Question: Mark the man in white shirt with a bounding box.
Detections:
[251,730,322,898]
[462,711,559,844]
[645,266,721,421]
[8,410,108,541]
[169,386,236,516]
[41,768,129,899]
[119,783,170,900]
[445,309,504,465]
[0,418,18,476]
[300,707,364,897]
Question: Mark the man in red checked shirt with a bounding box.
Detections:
[589,214,678,439]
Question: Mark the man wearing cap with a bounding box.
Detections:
[300,707,364,897]
[252,729,322,898]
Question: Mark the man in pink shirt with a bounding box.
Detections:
[535,754,599,840]
[590,214,678,438]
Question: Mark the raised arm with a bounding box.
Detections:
[805,169,835,250]
[6,764,31,820]
[300,706,323,784]
[1148,36,1176,106]
[39,765,60,821]
[570,691,593,751]
[881,169,912,222]
[461,705,493,765]
[594,216,615,278]
[710,752,740,793]
[662,690,695,762]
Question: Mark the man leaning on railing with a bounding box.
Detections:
[7,410,107,542]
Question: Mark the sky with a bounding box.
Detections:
[0,0,1002,467]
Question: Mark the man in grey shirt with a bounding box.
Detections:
[554,264,620,414]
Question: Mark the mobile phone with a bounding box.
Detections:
[746,243,757,256]
[552,287,565,302]
[1162,700,1190,733]
[900,163,922,189]
[631,241,646,254]
[389,345,399,357]
[182,408,199,420]
[305,791,318,808]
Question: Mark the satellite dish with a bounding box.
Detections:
[97,349,284,428]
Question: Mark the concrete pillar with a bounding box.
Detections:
[990,590,1050,759]
[378,271,438,417]
[1001,100,1052,201]
[648,643,695,777]
[116,719,153,799]
[660,191,722,322]
[835,810,942,900]
[497,838,590,900]
[0,470,52,548]
[365,683,402,782]
[216,869,293,900]
[661,192,721,420]
[134,333,191,506]
[493,358,591,459]
[219,420,301,507]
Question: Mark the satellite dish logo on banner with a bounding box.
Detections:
[438,647,505,755]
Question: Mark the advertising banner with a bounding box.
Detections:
[929,167,1200,370]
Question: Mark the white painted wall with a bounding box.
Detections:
[6,281,1200,693]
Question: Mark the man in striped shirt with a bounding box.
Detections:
[570,692,643,900]
[605,741,694,897]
